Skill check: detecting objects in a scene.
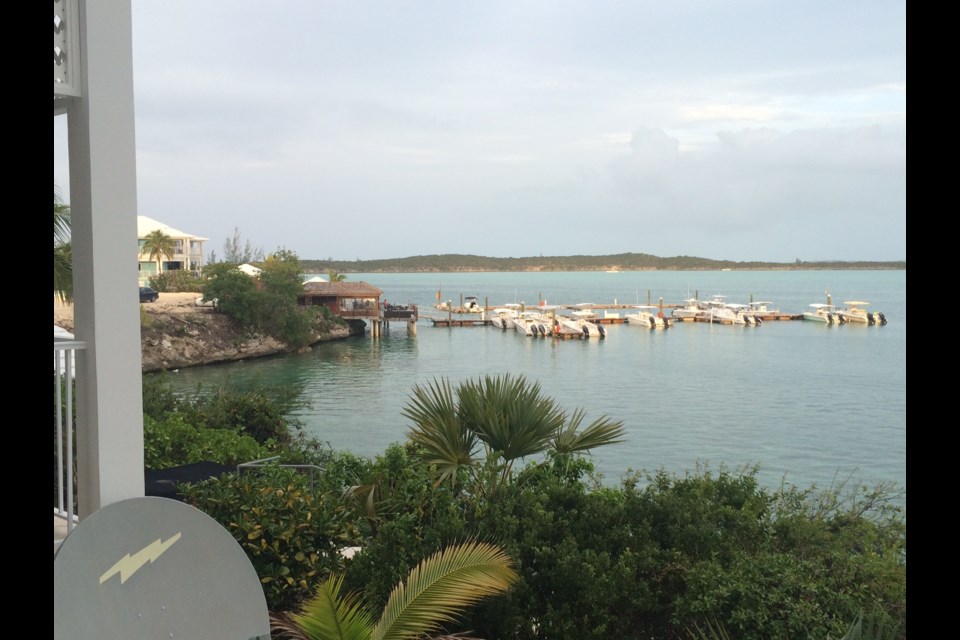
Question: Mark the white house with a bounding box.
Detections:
[137,215,208,285]
[238,263,262,276]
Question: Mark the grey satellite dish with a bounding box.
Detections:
[54,496,271,640]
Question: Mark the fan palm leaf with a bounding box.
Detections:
[552,408,626,455]
[403,378,478,486]
[459,374,563,462]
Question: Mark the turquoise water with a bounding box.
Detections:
[155,270,906,498]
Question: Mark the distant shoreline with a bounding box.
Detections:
[303,266,907,274]
[299,254,905,274]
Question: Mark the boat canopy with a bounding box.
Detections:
[843,301,870,306]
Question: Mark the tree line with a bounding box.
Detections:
[300,253,906,273]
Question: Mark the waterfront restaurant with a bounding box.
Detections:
[299,281,383,319]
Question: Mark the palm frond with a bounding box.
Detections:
[371,540,518,640]
[686,618,733,640]
[290,574,376,640]
[461,374,563,462]
[54,242,73,304]
[270,611,311,639]
[403,378,477,485]
[552,408,626,455]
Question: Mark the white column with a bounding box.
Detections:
[68,0,144,518]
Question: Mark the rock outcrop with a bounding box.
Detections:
[139,309,353,373]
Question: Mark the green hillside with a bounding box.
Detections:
[300,253,905,273]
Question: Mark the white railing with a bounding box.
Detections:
[54,0,82,101]
[54,334,86,539]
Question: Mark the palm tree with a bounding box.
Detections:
[326,269,347,282]
[403,374,625,494]
[141,229,175,276]
[271,540,517,640]
[54,184,72,303]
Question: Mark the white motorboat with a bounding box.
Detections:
[463,296,482,312]
[725,303,762,326]
[514,311,551,337]
[699,296,738,323]
[747,300,779,319]
[625,305,671,329]
[836,301,887,325]
[489,307,519,330]
[552,312,603,338]
[671,298,704,320]
[570,309,606,338]
[803,303,844,324]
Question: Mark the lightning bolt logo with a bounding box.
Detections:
[99,532,182,585]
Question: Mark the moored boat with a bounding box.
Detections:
[489,307,519,330]
[803,303,844,324]
[514,311,551,337]
[625,305,671,329]
[747,300,779,319]
[836,301,887,325]
[570,309,607,338]
[671,298,705,320]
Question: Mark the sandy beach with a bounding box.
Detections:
[54,292,207,332]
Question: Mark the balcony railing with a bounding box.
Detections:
[54,334,86,540]
[54,0,82,101]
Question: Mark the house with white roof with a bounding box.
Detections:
[137,215,208,285]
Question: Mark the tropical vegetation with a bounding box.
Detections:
[270,540,517,640]
[202,248,347,348]
[141,228,175,275]
[54,183,72,302]
[166,374,905,638]
[403,374,625,496]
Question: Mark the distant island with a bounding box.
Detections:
[300,253,905,273]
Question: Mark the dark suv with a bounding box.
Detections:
[139,286,159,303]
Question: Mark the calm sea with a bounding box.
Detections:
[154,270,906,501]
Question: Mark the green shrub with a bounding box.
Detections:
[149,269,204,293]
[340,443,470,611]
[180,465,361,611]
[143,374,307,446]
[143,414,273,470]
[201,251,344,348]
[344,458,906,640]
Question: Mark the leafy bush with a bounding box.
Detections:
[142,374,307,446]
[148,269,204,293]
[180,465,361,611]
[342,459,905,639]
[201,250,335,348]
[143,414,273,470]
[340,443,470,611]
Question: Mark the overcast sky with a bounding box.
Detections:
[53,1,905,263]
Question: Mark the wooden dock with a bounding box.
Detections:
[672,313,802,324]
[429,318,492,327]
[424,305,804,327]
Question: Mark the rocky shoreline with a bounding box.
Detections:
[54,292,356,373]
